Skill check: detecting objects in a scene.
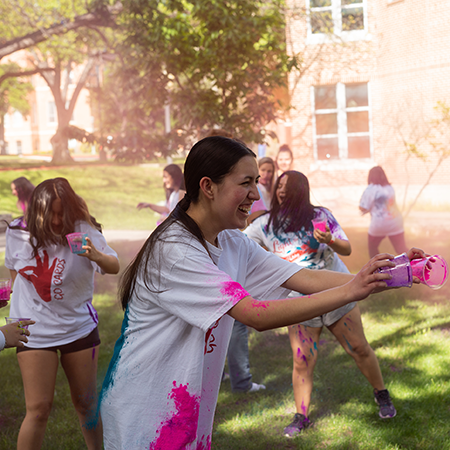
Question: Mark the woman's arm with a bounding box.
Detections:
[227,253,393,331]
[313,227,351,256]
[136,202,170,214]
[79,237,120,274]
[228,248,426,332]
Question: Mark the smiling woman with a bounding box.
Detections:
[100,136,425,450]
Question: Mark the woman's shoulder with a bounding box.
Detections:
[7,217,28,233]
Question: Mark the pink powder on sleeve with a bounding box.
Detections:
[220,280,250,306]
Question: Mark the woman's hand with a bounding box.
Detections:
[406,247,428,261]
[347,252,396,298]
[1,319,35,348]
[313,227,331,244]
[137,202,151,210]
[78,237,120,274]
[313,227,352,256]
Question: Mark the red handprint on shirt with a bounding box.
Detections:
[19,250,57,303]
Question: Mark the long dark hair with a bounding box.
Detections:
[163,164,185,200]
[267,171,324,236]
[12,177,35,212]
[9,178,101,257]
[368,166,390,186]
[120,136,256,309]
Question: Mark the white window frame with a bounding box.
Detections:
[310,81,373,171]
[48,101,56,124]
[306,0,370,44]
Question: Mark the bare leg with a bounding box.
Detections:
[17,350,59,450]
[61,346,103,450]
[368,234,385,258]
[328,304,385,390]
[288,324,323,418]
[388,232,407,255]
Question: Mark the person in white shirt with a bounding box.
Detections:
[100,136,424,449]
[137,164,186,223]
[6,177,119,450]
[359,166,407,258]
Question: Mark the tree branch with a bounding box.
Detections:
[0,1,123,60]
[0,67,53,85]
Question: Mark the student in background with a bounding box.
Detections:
[359,166,407,258]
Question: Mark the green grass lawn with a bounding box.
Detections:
[1,161,450,449]
[0,160,174,231]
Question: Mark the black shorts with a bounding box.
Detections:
[16,327,100,355]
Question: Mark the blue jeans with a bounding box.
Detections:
[227,320,252,392]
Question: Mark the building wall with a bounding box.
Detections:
[3,51,95,155]
[285,0,450,195]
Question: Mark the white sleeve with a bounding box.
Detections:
[141,242,251,332]
[77,223,118,274]
[244,216,268,248]
[0,330,6,351]
[359,185,375,211]
[243,235,300,300]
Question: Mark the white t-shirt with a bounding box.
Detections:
[100,224,299,450]
[244,208,348,271]
[359,184,404,237]
[5,220,118,348]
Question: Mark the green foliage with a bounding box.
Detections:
[100,0,290,154]
[0,63,33,117]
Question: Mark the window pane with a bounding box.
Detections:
[310,0,331,7]
[316,113,338,134]
[347,111,369,133]
[317,138,339,160]
[315,85,336,110]
[348,136,370,158]
[342,7,364,31]
[311,11,334,34]
[342,0,362,4]
[346,83,368,107]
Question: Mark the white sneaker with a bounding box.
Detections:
[248,383,266,392]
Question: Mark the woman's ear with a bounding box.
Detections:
[199,177,215,200]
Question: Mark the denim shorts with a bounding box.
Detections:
[16,327,100,355]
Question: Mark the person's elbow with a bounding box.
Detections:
[227,298,272,332]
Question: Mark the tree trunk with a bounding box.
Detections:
[51,126,73,163]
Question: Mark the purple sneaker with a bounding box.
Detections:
[283,413,311,437]
[374,389,397,418]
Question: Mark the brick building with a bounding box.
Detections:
[273,0,450,209]
[2,52,95,156]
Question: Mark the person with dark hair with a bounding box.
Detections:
[100,136,424,449]
[5,177,119,450]
[11,176,35,213]
[137,164,186,223]
[359,166,407,258]
[276,144,294,176]
[245,171,397,438]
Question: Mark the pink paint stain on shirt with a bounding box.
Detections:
[196,435,211,450]
[149,382,202,450]
[220,280,250,306]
